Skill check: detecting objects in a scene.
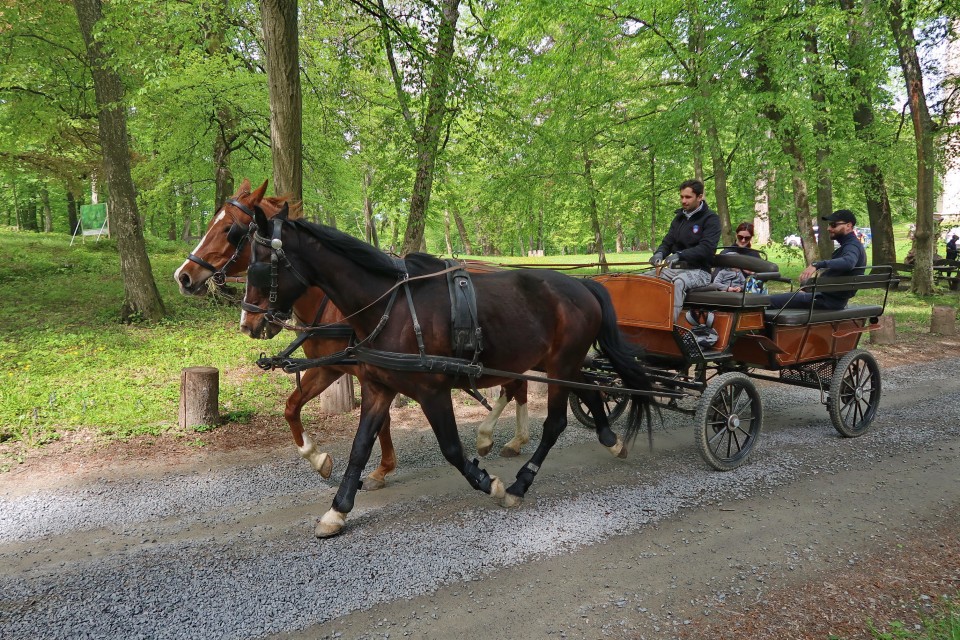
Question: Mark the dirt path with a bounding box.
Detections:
[1,344,959,640]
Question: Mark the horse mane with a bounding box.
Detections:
[289,219,447,278]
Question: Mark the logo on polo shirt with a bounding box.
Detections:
[692,225,700,234]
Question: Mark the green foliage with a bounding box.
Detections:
[0,230,297,447]
[830,592,960,640]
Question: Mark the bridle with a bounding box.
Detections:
[186,198,257,285]
[240,216,310,320]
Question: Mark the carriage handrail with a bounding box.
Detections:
[765,265,897,325]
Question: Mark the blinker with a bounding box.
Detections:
[247,263,272,289]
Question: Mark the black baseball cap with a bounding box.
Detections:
[822,209,856,225]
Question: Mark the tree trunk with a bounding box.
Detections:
[67,189,79,236]
[40,186,52,232]
[451,203,472,254]
[208,0,236,212]
[753,170,771,245]
[363,168,379,248]
[807,31,835,260]
[756,53,818,264]
[706,118,732,245]
[261,0,302,202]
[649,150,658,249]
[582,145,608,272]
[179,184,193,242]
[841,0,896,265]
[398,0,460,255]
[443,209,453,255]
[890,0,936,295]
[75,0,166,321]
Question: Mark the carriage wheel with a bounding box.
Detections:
[695,372,763,471]
[828,349,881,438]
[568,387,629,429]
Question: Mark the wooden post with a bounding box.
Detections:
[870,315,897,345]
[318,376,356,414]
[179,367,219,429]
[930,305,957,336]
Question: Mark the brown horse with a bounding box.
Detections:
[240,205,653,537]
[174,179,530,489]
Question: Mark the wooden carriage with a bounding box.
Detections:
[573,256,898,471]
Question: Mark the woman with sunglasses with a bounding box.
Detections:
[705,222,761,292]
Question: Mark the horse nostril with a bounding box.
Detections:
[178,272,192,288]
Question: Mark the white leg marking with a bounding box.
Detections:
[488,475,506,500]
[502,402,530,456]
[476,395,508,455]
[315,508,346,538]
[298,432,333,478]
[607,434,627,459]
[500,492,522,508]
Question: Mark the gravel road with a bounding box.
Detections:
[1,358,958,640]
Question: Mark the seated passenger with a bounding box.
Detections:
[649,179,721,320]
[769,209,866,311]
[704,222,761,292]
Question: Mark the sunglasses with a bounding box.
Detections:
[736,234,752,241]
[827,221,849,228]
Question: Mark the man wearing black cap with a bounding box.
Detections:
[769,209,866,310]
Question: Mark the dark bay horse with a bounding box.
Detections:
[174,180,529,489]
[240,205,653,537]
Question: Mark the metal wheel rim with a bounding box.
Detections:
[704,381,758,463]
[838,356,878,431]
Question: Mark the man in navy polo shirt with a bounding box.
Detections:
[769,209,866,310]
[649,179,722,322]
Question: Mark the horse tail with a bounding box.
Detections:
[580,278,654,446]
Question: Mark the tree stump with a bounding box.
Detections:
[870,315,896,345]
[179,367,219,429]
[930,305,957,336]
[318,376,356,414]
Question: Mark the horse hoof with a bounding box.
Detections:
[315,509,345,538]
[500,492,523,509]
[607,436,628,459]
[477,443,493,457]
[499,446,520,458]
[317,453,333,478]
[488,476,506,500]
[364,474,387,491]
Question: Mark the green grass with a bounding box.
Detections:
[831,592,960,639]
[0,225,956,455]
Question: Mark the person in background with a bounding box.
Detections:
[705,222,761,292]
[946,234,958,261]
[649,179,722,321]
[768,209,865,310]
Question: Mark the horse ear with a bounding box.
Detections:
[252,204,270,230]
[238,177,252,195]
[251,180,268,204]
[277,202,289,220]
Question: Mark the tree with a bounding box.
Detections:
[261,0,303,202]
[74,0,165,321]
[350,0,462,255]
[888,0,936,294]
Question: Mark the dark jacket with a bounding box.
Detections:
[654,202,722,272]
[812,232,866,305]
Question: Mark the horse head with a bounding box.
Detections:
[240,203,310,340]
[174,179,274,295]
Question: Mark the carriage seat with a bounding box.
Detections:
[684,290,771,308]
[763,305,884,326]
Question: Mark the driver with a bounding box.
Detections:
[649,179,721,322]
